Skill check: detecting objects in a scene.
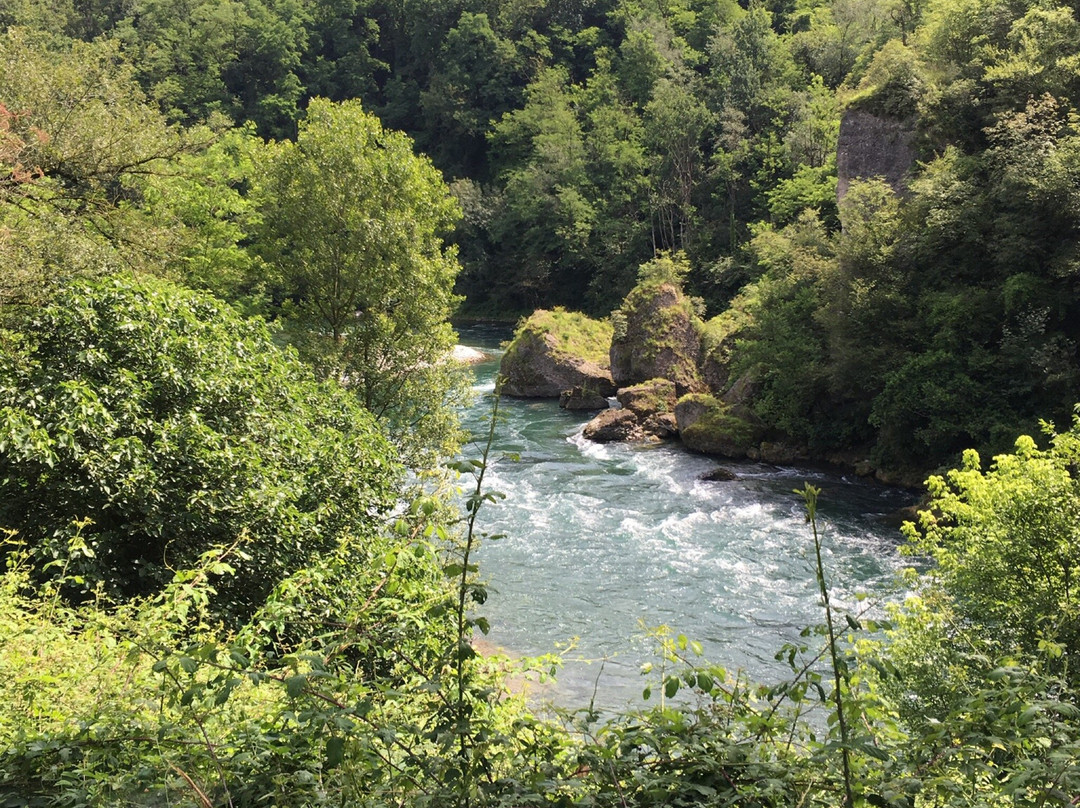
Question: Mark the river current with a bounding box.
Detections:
[457,325,916,710]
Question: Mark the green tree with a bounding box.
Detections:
[489,66,596,308]
[0,275,401,621]
[255,97,466,465]
[110,0,310,137]
[0,29,205,311]
[419,12,522,178]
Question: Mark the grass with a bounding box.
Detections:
[513,308,613,366]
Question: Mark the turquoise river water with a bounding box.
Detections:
[457,325,916,710]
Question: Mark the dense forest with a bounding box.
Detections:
[2,0,1080,803]
[6,0,1079,471]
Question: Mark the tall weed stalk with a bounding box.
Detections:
[798,482,855,808]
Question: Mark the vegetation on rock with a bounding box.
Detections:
[3,0,1080,803]
[499,307,615,397]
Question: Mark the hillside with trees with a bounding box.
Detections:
[6,0,1075,472]
[2,0,1080,803]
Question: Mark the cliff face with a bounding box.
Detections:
[836,109,916,200]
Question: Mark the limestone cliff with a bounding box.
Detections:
[836,109,916,200]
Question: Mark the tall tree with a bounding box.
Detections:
[0,29,204,312]
[255,98,466,465]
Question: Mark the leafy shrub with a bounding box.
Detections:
[0,275,401,621]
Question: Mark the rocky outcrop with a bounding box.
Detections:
[581,406,678,444]
[582,409,649,443]
[699,308,750,397]
[500,310,615,398]
[837,109,916,200]
[616,378,677,418]
[675,394,762,458]
[560,386,610,411]
[610,282,702,394]
[643,411,678,438]
[701,467,738,482]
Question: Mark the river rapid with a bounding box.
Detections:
[457,325,917,710]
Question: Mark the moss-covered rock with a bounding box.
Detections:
[699,304,752,396]
[675,393,763,458]
[609,263,703,393]
[499,308,615,398]
[560,386,611,410]
[616,378,677,418]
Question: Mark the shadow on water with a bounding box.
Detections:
[454,324,918,711]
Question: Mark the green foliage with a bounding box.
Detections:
[0,275,400,621]
[0,28,207,310]
[847,39,926,118]
[140,124,268,304]
[905,425,1080,663]
[731,213,853,450]
[255,98,467,466]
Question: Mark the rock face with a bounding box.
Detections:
[500,312,616,398]
[675,393,762,458]
[837,109,916,200]
[643,412,678,438]
[560,386,610,411]
[610,283,702,393]
[616,378,677,418]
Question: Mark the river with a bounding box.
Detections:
[457,325,917,710]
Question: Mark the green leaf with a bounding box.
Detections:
[664,677,680,699]
[324,736,345,770]
[285,675,306,698]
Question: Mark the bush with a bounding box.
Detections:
[0,275,401,621]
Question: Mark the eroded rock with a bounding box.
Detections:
[610,282,702,394]
[560,387,611,411]
[616,378,677,418]
[582,408,646,443]
[676,393,762,458]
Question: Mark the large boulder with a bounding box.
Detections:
[699,307,751,396]
[500,309,615,398]
[720,372,761,419]
[610,280,702,394]
[582,408,648,443]
[560,386,610,411]
[675,393,762,459]
[643,411,679,439]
